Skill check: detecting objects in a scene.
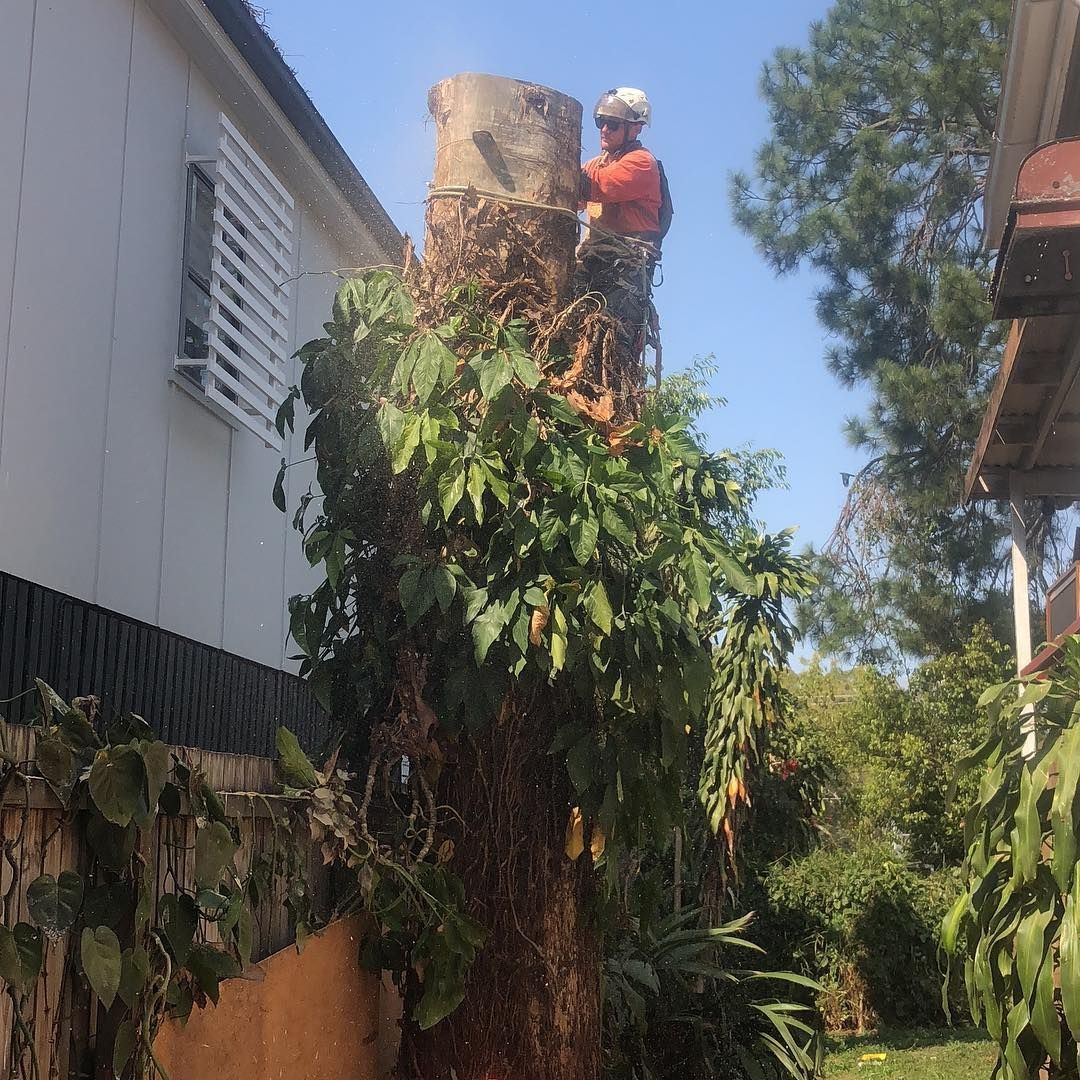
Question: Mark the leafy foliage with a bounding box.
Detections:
[732,0,1013,660]
[942,637,1080,1079]
[276,270,817,1045]
[789,624,1011,866]
[603,906,823,1079]
[0,682,324,1079]
[760,842,963,1032]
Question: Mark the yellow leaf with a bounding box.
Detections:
[590,821,606,861]
[565,807,584,861]
[437,839,455,864]
[529,605,550,647]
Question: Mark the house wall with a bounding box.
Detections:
[0,0,384,671]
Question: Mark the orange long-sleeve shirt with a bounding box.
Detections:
[581,144,662,240]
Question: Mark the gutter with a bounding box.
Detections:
[201,0,402,259]
[984,0,1079,250]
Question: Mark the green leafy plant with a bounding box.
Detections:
[603,905,823,1079]
[760,842,963,1032]
[941,636,1080,1078]
[0,681,324,1079]
[274,268,817,1069]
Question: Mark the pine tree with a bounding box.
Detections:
[732,0,1014,661]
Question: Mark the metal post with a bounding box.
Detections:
[1010,470,1036,756]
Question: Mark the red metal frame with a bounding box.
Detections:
[991,136,1080,319]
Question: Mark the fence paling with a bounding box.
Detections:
[0,721,330,1077]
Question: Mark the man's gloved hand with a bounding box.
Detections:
[580,167,592,201]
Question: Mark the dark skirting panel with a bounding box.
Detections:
[0,569,328,757]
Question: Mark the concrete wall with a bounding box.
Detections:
[154,917,390,1080]
[0,0,384,671]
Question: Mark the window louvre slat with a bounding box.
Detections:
[218,112,294,209]
[219,168,294,258]
[209,325,283,387]
[205,383,278,445]
[218,142,293,239]
[207,355,279,413]
[213,206,290,295]
[211,246,289,320]
[215,188,292,275]
[211,254,280,328]
[210,284,287,364]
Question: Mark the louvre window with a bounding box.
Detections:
[174,114,294,450]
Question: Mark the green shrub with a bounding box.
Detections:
[758,842,963,1031]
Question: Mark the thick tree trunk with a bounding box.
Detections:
[399,695,601,1080]
[396,75,601,1080]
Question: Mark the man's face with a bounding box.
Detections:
[597,116,629,153]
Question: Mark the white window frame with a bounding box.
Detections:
[173,114,295,451]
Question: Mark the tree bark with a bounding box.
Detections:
[396,74,601,1080]
[399,695,601,1080]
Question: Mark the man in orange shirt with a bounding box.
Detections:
[577,88,671,366]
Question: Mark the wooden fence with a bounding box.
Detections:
[0,721,333,1079]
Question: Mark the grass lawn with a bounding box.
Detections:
[824,1027,996,1079]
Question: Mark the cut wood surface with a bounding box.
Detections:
[424,73,583,309]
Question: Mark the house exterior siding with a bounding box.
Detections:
[0,0,386,673]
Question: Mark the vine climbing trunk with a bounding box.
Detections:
[395,74,603,1080]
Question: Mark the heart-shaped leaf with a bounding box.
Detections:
[36,736,75,802]
[160,894,198,965]
[80,926,121,1007]
[82,882,132,929]
[26,871,84,933]
[88,745,146,826]
[118,946,150,1007]
[112,1019,136,1076]
[86,815,136,869]
[0,923,42,993]
[186,944,241,1005]
[275,728,318,790]
[195,822,237,890]
[141,741,171,813]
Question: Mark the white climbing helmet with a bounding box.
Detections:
[594,87,652,127]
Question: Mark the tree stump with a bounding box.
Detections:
[423,74,582,316]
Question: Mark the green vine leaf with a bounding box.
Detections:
[88,744,147,827]
[34,678,67,725]
[118,946,150,1008]
[142,740,171,815]
[86,816,137,870]
[26,871,84,934]
[569,508,599,566]
[472,603,507,665]
[0,923,42,993]
[112,1019,137,1076]
[36,735,76,803]
[81,926,122,1008]
[186,944,241,1006]
[584,581,613,636]
[275,727,318,790]
[160,894,198,966]
[83,883,131,929]
[195,821,238,889]
[273,458,287,512]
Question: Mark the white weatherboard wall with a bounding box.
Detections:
[0,0,387,670]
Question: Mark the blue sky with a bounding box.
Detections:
[261,0,869,553]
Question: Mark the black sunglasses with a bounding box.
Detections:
[595,116,625,130]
